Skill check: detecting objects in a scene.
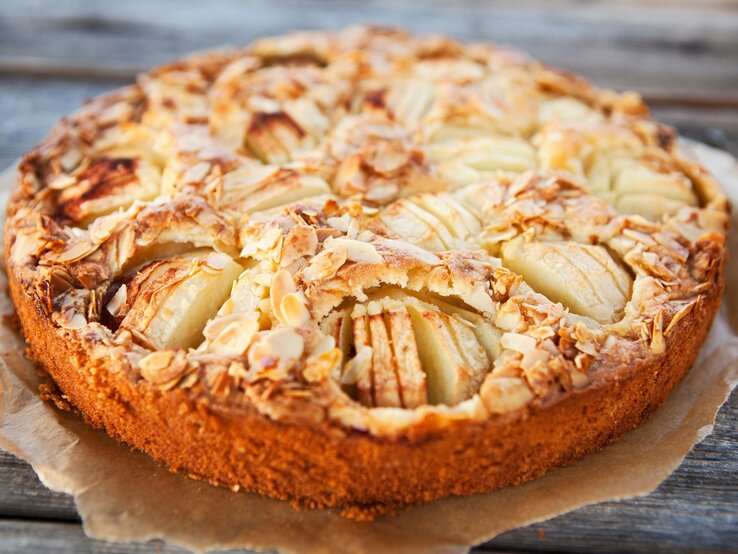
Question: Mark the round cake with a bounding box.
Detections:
[4,26,729,519]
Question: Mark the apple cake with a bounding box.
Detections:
[4,26,729,518]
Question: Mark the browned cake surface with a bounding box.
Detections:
[3,26,729,519]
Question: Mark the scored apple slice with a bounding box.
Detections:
[327,289,498,407]
[325,300,428,408]
[444,314,489,398]
[120,251,243,350]
[411,292,501,361]
[57,157,160,226]
[424,135,538,187]
[371,193,483,251]
[349,304,376,407]
[379,299,428,409]
[411,192,482,242]
[365,301,403,408]
[219,166,331,214]
[501,238,631,324]
[612,161,698,205]
[588,156,699,221]
[406,304,489,405]
[372,199,448,251]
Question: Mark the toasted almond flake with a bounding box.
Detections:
[280,292,311,327]
[521,347,549,371]
[58,308,86,330]
[465,285,496,314]
[622,228,657,245]
[664,301,696,336]
[365,183,399,203]
[302,246,349,282]
[48,174,77,190]
[303,339,342,382]
[253,272,273,287]
[179,370,200,389]
[210,318,260,356]
[480,376,534,414]
[570,369,589,388]
[139,350,175,378]
[328,237,384,264]
[202,252,231,272]
[326,215,350,232]
[247,327,304,378]
[650,309,666,354]
[312,335,337,357]
[347,217,360,239]
[575,339,598,357]
[89,212,126,244]
[49,240,98,264]
[500,332,537,354]
[270,269,298,322]
[59,148,82,171]
[281,225,318,268]
[106,285,127,317]
[184,161,211,182]
[495,304,522,332]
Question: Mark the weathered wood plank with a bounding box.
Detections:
[0,78,119,170]
[0,520,195,554]
[1,0,737,102]
[0,390,734,553]
[0,451,77,523]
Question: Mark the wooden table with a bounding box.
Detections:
[1,1,736,552]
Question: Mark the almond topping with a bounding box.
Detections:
[500,332,537,354]
[328,237,384,264]
[280,292,311,327]
[210,318,260,356]
[106,284,127,317]
[58,308,87,330]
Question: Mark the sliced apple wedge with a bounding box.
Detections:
[372,193,484,251]
[424,135,537,187]
[416,293,499,355]
[219,167,331,214]
[501,238,631,323]
[615,194,687,221]
[349,304,375,407]
[406,304,483,405]
[412,193,482,241]
[588,156,699,221]
[121,251,242,350]
[612,162,698,206]
[381,301,428,409]
[366,301,403,408]
[58,157,160,226]
[325,289,498,407]
[373,200,448,251]
[444,314,489,396]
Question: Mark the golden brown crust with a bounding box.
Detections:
[3,26,729,517]
[7,263,723,516]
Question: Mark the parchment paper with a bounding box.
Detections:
[0,141,736,554]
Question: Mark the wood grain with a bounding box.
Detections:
[1,0,738,103]
[0,1,736,552]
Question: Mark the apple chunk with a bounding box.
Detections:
[501,239,631,323]
[406,304,489,405]
[120,251,242,350]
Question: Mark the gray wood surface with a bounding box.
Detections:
[0,1,736,552]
